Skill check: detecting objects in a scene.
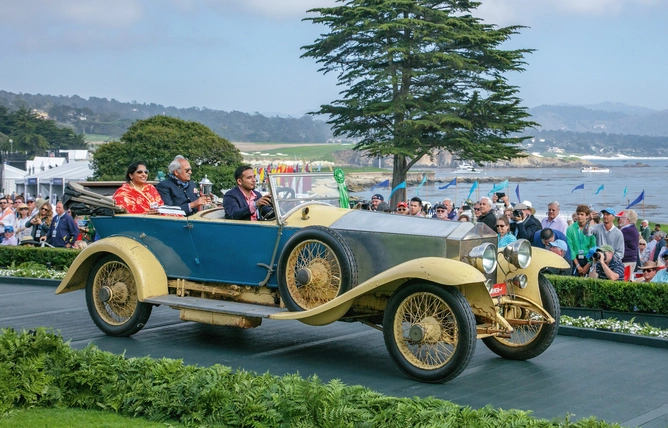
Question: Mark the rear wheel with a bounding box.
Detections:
[85,254,152,337]
[383,282,476,383]
[482,273,560,360]
[277,226,357,311]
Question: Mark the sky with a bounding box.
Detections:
[1,0,667,117]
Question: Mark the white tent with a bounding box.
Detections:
[25,156,66,176]
[2,164,27,195]
[16,161,93,201]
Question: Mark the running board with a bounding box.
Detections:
[143,295,286,317]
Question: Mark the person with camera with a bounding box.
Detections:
[509,202,541,241]
[588,245,624,281]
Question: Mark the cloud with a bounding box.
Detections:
[0,0,144,28]
[198,0,337,19]
[476,0,661,25]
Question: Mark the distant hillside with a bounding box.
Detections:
[0,90,333,143]
[528,104,668,137]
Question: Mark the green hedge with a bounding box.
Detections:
[548,275,668,315]
[0,246,79,270]
[0,329,617,427]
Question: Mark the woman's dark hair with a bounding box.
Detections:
[125,161,147,182]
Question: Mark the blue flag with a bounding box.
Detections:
[515,184,521,203]
[439,178,457,190]
[467,181,479,200]
[370,179,390,192]
[487,179,509,196]
[416,174,428,196]
[389,181,406,199]
[623,186,627,198]
[571,183,585,193]
[595,184,604,195]
[626,190,645,209]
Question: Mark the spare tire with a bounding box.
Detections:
[277,226,358,311]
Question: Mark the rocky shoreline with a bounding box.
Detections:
[344,172,546,192]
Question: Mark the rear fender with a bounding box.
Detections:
[271,257,497,326]
[55,237,168,301]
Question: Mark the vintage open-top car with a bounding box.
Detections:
[57,172,568,383]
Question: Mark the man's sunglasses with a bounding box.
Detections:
[645,268,657,273]
[397,208,407,211]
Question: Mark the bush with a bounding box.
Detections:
[548,275,668,314]
[0,329,617,427]
[0,246,79,270]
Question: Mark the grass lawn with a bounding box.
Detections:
[254,144,351,162]
[83,134,115,142]
[0,407,182,427]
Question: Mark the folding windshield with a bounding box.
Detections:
[268,173,342,223]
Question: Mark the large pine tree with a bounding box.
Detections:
[302,0,536,206]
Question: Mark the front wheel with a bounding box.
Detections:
[383,282,476,383]
[482,273,560,360]
[85,254,152,337]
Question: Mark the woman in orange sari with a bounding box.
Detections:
[113,161,163,214]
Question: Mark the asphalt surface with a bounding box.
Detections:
[2,281,667,427]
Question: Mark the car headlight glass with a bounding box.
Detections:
[503,239,532,269]
[467,242,498,274]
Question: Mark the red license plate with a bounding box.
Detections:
[489,283,507,297]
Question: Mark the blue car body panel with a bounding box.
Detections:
[92,216,300,287]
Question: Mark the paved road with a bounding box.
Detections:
[2,282,667,427]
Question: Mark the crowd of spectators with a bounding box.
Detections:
[0,192,88,249]
[360,192,662,282]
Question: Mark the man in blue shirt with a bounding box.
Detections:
[44,201,79,248]
[533,227,571,260]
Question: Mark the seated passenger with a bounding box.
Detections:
[223,165,272,221]
[113,161,163,214]
[156,155,209,216]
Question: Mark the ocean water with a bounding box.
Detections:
[350,158,668,223]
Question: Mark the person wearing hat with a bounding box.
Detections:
[13,203,32,241]
[509,202,541,241]
[651,254,668,283]
[370,194,384,211]
[1,225,18,246]
[31,198,46,217]
[583,207,624,261]
[634,261,658,282]
[588,244,624,281]
[395,201,409,215]
[433,203,449,220]
[545,239,574,276]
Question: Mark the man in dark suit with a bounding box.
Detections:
[223,165,273,220]
[44,201,79,248]
[156,155,209,216]
[510,202,541,241]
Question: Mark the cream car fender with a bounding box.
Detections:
[271,257,495,326]
[55,236,168,301]
[496,246,569,304]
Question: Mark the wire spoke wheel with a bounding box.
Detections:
[92,260,138,325]
[278,226,357,312]
[383,283,476,383]
[494,305,544,347]
[482,273,560,360]
[86,255,152,337]
[285,240,342,309]
[393,292,457,369]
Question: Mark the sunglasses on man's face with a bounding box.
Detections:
[436,209,446,213]
[645,268,657,273]
[397,208,407,211]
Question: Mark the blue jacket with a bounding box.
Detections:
[223,187,272,220]
[156,177,199,216]
[47,213,79,247]
[533,228,572,260]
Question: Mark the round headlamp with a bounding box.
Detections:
[467,242,498,274]
[503,239,532,269]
